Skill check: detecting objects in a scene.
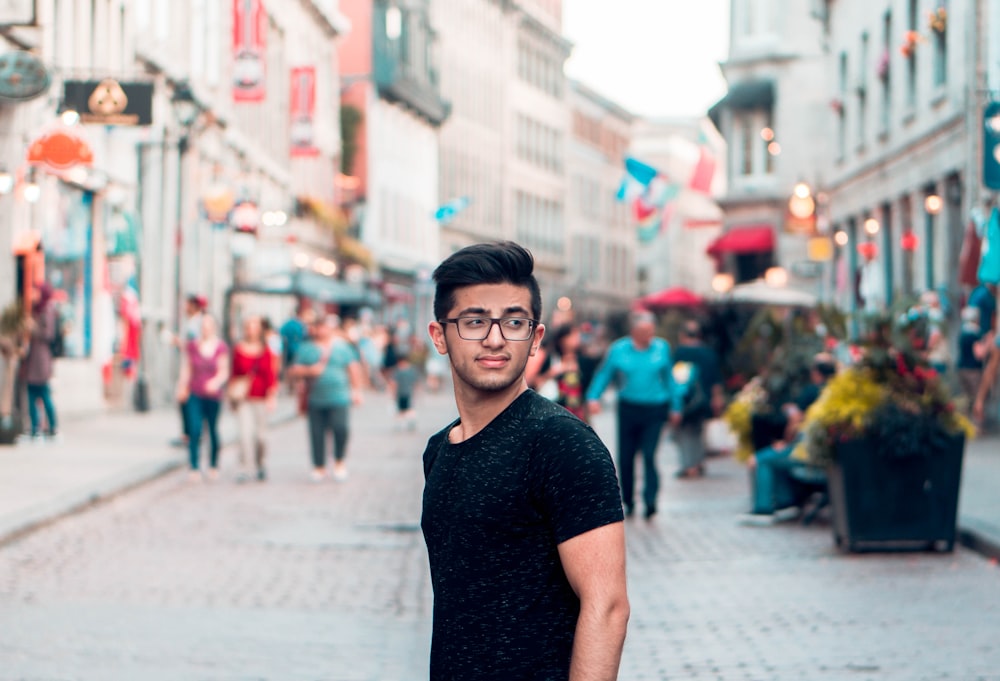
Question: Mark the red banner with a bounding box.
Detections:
[232,0,266,102]
[290,66,319,157]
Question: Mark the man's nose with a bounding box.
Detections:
[482,321,506,345]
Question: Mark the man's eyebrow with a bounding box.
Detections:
[452,305,532,317]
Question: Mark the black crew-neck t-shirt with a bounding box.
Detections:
[421,390,624,681]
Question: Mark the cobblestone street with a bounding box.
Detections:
[1,389,999,680]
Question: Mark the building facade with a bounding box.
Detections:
[565,80,636,319]
[0,0,351,418]
[710,0,830,292]
[338,0,448,331]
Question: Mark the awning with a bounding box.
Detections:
[706,225,775,257]
[708,79,775,128]
[230,269,382,307]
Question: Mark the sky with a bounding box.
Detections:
[563,0,730,119]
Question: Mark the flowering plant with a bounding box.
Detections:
[723,377,769,462]
[928,7,947,34]
[829,98,844,115]
[900,30,923,58]
[796,316,974,467]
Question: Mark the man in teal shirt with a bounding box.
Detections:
[587,311,683,519]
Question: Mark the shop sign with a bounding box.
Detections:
[230,200,260,235]
[62,79,154,125]
[290,66,319,157]
[0,50,50,101]
[233,0,267,102]
[27,127,94,172]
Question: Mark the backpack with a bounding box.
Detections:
[49,308,65,358]
[673,360,708,424]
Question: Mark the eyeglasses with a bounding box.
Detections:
[440,317,538,341]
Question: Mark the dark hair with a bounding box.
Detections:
[432,241,542,321]
[548,323,577,355]
[681,320,702,340]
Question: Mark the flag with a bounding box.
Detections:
[233,0,267,102]
[434,196,471,224]
[616,156,659,202]
[290,66,318,157]
[688,145,716,194]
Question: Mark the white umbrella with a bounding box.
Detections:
[726,279,818,307]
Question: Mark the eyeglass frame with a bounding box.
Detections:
[438,316,540,341]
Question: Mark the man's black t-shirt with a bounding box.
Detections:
[421,390,624,681]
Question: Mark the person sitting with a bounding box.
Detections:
[740,355,836,525]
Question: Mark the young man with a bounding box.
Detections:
[671,320,724,479]
[422,241,629,681]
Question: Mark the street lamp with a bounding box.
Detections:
[924,191,941,290]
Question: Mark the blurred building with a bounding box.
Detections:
[821,0,980,317]
[564,80,636,319]
[434,0,571,317]
[628,117,726,298]
[338,0,449,329]
[710,0,830,294]
[0,1,352,417]
[713,0,994,318]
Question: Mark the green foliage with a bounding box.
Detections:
[340,105,364,176]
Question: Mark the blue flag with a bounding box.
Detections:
[433,196,471,224]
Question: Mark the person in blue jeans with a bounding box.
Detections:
[586,311,683,519]
[176,315,229,481]
[22,283,59,442]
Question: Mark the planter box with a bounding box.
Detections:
[827,434,965,553]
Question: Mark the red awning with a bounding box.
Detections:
[706,225,775,257]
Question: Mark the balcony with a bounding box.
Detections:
[373,1,450,127]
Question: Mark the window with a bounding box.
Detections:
[838,51,848,160]
[857,33,868,151]
[879,11,892,136]
[739,116,753,176]
[733,111,773,177]
[932,12,947,87]
[905,0,917,108]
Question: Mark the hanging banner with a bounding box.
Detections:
[289,66,319,157]
[232,0,267,102]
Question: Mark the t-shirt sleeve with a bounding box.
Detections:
[293,342,320,366]
[531,415,624,545]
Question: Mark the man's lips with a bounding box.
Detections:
[477,356,510,368]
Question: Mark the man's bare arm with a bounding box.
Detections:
[558,522,630,681]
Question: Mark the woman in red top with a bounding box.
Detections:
[230,316,278,481]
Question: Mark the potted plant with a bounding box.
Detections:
[796,315,974,552]
[927,7,947,34]
[900,30,922,58]
[0,300,26,444]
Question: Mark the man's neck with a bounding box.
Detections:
[450,380,527,444]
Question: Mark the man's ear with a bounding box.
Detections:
[530,323,546,356]
[428,321,449,356]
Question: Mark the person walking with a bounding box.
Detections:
[534,323,588,421]
[586,310,684,519]
[422,241,628,681]
[388,354,419,430]
[288,315,364,482]
[22,283,59,442]
[170,294,206,448]
[671,320,724,479]
[176,314,229,481]
[229,316,278,482]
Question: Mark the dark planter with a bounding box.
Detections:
[827,434,965,553]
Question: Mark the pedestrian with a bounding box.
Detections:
[956,306,985,415]
[229,316,278,482]
[261,317,283,378]
[22,283,59,442]
[974,322,1000,425]
[533,322,588,420]
[280,300,314,385]
[422,241,629,680]
[288,314,364,482]
[671,320,724,479]
[585,310,684,519]
[389,354,419,430]
[170,294,206,448]
[176,314,229,482]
